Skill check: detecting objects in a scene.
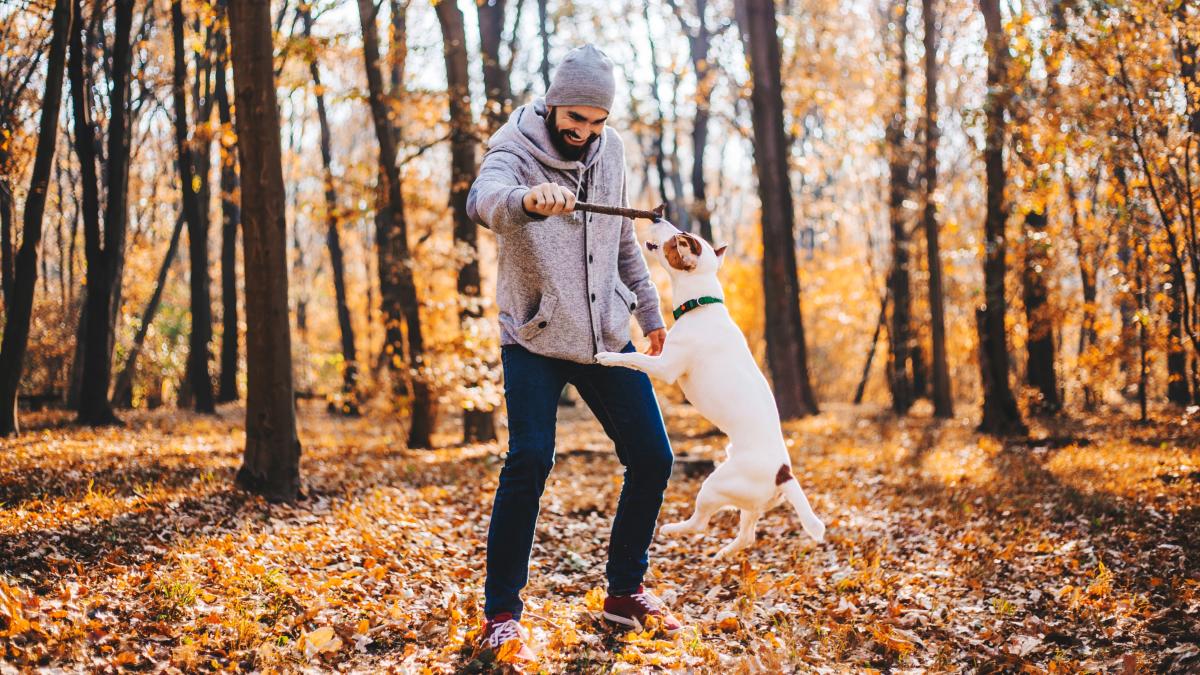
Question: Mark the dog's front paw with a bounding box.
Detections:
[594,351,626,367]
[660,522,690,536]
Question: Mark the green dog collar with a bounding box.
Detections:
[672,296,723,321]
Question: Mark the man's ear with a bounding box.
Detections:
[713,245,728,267]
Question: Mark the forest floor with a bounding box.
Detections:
[1,398,1199,673]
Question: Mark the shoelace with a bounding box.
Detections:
[487,620,524,648]
[632,591,665,614]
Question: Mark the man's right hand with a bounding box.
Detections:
[523,182,576,217]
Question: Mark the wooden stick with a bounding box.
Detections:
[573,201,666,221]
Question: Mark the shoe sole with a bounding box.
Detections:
[601,611,682,635]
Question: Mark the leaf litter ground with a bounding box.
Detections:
[1,400,1198,672]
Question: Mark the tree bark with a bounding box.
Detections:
[172,0,216,414]
[215,5,241,403]
[854,287,890,405]
[229,0,303,502]
[1064,168,1098,410]
[886,0,914,415]
[437,0,497,443]
[642,3,689,233]
[357,0,435,448]
[1021,209,1061,412]
[388,0,408,98]
[477,0,512,134]
[67,0,103,419]
[1136,224,1149,422]
[1167,259,1190,405]
[74,0,136,427]
[1,174,12,308]
[0,0,72,436]
[683,0,715,243]
[301,6,360,415]
[737,0,819,418]
[112,214,186,408]
[977,0,1025,436]
[538,0,551,90]
[922,0,952,417]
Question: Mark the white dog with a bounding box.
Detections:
[595,220,826,558]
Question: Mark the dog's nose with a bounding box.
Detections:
[646,241,658,251]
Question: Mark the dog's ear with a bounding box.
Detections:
[712,244,728,269]
[665,234,700,271]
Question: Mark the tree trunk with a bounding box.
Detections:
[922,0,952,417]
[67,0,102,419]
[302,6,360,415]
[854,287,890,405]
[685,0,715,242]
[74,0,135,427]
[112,214,186,408]
[1,173,12,308]
[1136,229,1149,422]
[538,0,551,90]
[477,0,512,134]
[173,0,216,414]
[1065,170,1098,410]
[0,0,72,436]
[1167,258,1190,405]
[642,4,689,233]
[357,0,436,448]
[215,9,241,403]
[228,0,303,502]
[389,0,408,98]
[886,0,914,415]
[1021,209,1060,412]
[977,0,1025,436]
[437,0,497,443]
[737,0,819,418]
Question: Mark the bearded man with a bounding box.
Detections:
[466,44,681,659]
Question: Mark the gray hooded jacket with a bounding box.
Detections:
[466,99,665,364]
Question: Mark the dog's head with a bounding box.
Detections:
[644,219,727,275]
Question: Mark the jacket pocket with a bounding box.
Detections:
[614,283,637,313]
[516,293,559,341]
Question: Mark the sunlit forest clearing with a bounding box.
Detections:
[3,402,1198,671]
[1,0,1199,671]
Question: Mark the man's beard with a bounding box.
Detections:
[546,108,598,161]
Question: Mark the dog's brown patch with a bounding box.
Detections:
[775,463,794,486]
[664,234,703,271]
[663,235,693,271]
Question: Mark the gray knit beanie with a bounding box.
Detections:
[545,44,616,112]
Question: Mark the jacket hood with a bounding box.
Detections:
[486,98,607,173]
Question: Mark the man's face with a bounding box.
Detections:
[546,105,607,161]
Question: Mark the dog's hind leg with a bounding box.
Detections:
[660,480,724,536]
[714,509,762,559]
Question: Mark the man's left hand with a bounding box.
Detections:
[645,329,666,356]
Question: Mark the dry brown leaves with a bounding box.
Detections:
[1,401,1198,673]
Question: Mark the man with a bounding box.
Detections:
[466,44,681,659]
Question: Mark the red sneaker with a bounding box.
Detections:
[601,586,683,634]
[482,613,536,662]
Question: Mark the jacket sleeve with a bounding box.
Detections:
[466,148,545,236]
[616,167,666,335]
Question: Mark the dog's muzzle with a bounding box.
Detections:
[645,241,659,251]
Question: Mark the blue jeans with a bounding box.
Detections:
[484,343,674,619]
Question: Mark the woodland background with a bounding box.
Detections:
[0,0,1198,671]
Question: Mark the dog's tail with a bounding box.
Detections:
[776,464,825,542]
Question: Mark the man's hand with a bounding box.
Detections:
[523,182,576,217]
[645,328,666,356]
